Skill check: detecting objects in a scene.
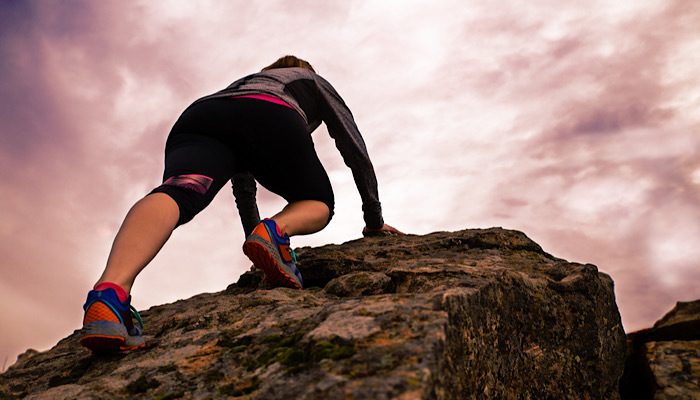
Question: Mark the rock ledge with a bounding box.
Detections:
[0,228,626,399]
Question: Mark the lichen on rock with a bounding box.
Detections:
[0,228,627,399]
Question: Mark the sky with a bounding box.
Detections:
[1,0,699,369]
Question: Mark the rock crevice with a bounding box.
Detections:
[621,299,700,400]
[1,228,627,399]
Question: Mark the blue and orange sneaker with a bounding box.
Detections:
[80,288,145,353]
[242,219,303,289]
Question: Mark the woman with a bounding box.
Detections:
[80,55,403,353]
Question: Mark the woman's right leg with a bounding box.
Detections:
[235,100,335,236]
[236,100,335,289]
[271,200,330,236]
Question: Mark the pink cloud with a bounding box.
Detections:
[2,0,699,368]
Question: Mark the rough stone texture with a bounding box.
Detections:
[654,301,700,338]
[621,300,700,400]
[644,341,700,399]
[0,228,626,399]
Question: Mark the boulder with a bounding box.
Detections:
[0,228,627,399]
[621,300,700,399]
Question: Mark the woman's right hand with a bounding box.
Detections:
[362,224,405,237]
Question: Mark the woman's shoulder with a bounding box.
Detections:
[258,67,321,81]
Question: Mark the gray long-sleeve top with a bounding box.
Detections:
[195,67,384,235]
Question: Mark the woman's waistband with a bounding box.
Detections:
[230,93,294,109]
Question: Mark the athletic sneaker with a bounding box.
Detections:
[80,288,145,353]
[242,219,303,289]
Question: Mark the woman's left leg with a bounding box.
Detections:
[94,131,237,296]
[82,101,240,353]
[95,193,179,295]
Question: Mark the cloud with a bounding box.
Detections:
[2,0,699,367]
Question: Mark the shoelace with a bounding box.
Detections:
[289,247,299,263]
[131,305,144,329]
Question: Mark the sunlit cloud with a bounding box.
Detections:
[1,0,699,367]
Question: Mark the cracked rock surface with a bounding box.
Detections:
[621,299,700,400]
[1,228,626,399]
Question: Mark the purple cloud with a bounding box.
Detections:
[1,0,699,368]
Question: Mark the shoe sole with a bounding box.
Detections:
[80,321,145,353]
[243,234,302,289]
[80,335,125,353]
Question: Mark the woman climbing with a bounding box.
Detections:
[80,55,403,353]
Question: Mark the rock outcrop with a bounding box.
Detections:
[0,228,627,399]
[621,299,700,399]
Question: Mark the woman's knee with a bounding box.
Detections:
[150,174,216,226]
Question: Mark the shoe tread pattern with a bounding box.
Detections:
[243,234,301,289]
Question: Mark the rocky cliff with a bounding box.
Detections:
[0,228,627,399]
[621,299,700,399]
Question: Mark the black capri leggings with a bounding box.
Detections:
[151,97,334,226]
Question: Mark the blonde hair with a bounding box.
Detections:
[261,55,315,73]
